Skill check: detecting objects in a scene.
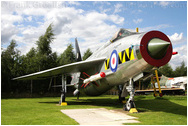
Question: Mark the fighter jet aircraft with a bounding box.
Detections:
[155,75,187,90]
[13,28,175,111]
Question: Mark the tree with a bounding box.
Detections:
[159,63,174,77]
[24,47,38,74]
[36,24,54,55]
[173,61,187,77]
[1,24,59,96]
[31,24,58,94]
[35,24,57,71]
[83,48,92,60]
[1,40,22,92]
[58,44,76,65]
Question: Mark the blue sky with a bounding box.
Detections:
[1,1,187,69]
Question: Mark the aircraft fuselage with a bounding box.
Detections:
[78,30,172,96]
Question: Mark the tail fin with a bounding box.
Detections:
[75,38,82,61]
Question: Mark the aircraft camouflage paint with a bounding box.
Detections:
[13,28,175,111]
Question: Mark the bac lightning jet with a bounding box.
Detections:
[13,28,175,111]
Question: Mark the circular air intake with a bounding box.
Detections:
[140,31,172,67]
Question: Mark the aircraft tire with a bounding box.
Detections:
[124,101,134,111]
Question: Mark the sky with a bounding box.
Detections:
[1,1,187,69]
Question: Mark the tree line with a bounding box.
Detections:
[159,62,187,77]
[1,24,92,97]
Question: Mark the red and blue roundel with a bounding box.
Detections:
[110,50,118,72]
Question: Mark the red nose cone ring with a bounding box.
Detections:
[140,31,172,67]
[100,72,106,78]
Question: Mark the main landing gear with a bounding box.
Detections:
[60,75,67,106]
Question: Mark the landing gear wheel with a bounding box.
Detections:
[124,101,135,111]
[159,93,163,97]
[153,93,157,97]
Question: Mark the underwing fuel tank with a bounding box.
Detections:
[139,31,172,67]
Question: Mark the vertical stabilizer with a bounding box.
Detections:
[75,38,82,61]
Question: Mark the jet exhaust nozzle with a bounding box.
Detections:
[147,38,170,59]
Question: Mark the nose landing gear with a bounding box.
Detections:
[123,78,138,113]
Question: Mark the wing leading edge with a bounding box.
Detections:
[13,57,106,80]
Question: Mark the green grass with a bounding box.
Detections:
[1,97,79,125]
[1,95,187,125]
[127,95,187,125]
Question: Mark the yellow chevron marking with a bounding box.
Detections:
[122,51,126,63]
[105,47,135,70]
[130,49,135,60]
[105,58,110,70]
[125,48,129,61]
[118,52,122,63]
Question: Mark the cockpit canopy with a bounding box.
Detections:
[110,28,138,42]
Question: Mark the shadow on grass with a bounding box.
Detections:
[39,101,59,104]
[39,96,187,116]
[135,97,187,116]
[68,98,123,108]
[39,97,123,108]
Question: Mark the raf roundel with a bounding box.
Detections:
[110,50,118,72]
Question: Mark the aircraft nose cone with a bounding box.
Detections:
[147,38,170,59]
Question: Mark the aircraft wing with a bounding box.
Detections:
[13,57,106,80]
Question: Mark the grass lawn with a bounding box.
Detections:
[1,95,187,125]
[127,95,187,125]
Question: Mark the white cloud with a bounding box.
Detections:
[67,1,80,6]
[26,16,32,22]
[1,24,19,44]
[109,14,124,25]
[133,18,143,24]
[1,1,124,55]
[169,33,183,41]
[93,1,111,6]
[169,45,187,69]
[1,14,23,24]
[114,3,123,14]
[1,14,23,43]
[168,33,185,45]
[159,1,170,7]
[168,33,187,69]
[99,6,111,13]
[154,1,175,8]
